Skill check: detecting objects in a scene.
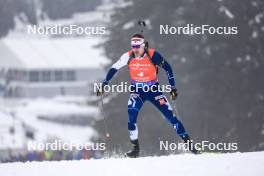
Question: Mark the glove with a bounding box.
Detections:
[96,84,105,96]
[170,88,178,100]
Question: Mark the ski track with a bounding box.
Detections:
[0,151,263,176]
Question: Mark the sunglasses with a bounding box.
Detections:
[131,45,141,49]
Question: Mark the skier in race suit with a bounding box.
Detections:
[97,33,199,157]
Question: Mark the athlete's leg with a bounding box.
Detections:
[149,92,189,138]
[127,93,144,141]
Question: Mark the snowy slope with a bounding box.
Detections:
[0,98,100,146]
[0,151,263,176]
[0,110,25,149]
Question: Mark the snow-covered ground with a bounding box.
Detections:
[0,0,115,150]
[0,151,263,176]
[0,97,101,149]
[0,109,25,150]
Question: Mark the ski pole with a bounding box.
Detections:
[99,94,110,138]
[171,99,182,121]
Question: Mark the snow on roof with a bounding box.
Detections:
[0,37,110,70]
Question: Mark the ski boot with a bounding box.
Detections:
[182,136,201,154]
[125,139,140,158]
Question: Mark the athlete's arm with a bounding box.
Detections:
[102,52,129,85]
[151,51,176,88]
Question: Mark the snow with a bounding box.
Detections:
[0,0,122,153]
[14,98,98,117]
[1,37,110,70]
[0,109,13,125]
[181,57,187,63]
[122,21,135,30]
[251,1,258,7]
[97,0,133,11]
[255,13,264,24]
[236,57,242,63]
[0,97,101,148]
[219,6,234,19]
[0,151,263,176]
[1,0,113,71]
[18,114,97,145]
[252,31,258,38]
[41,11,109,26]
[0,109,25,149]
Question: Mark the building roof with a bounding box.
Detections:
[0,37,110,70]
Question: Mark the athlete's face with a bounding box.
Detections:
[131,37,145,57]
[131,44,145,56]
